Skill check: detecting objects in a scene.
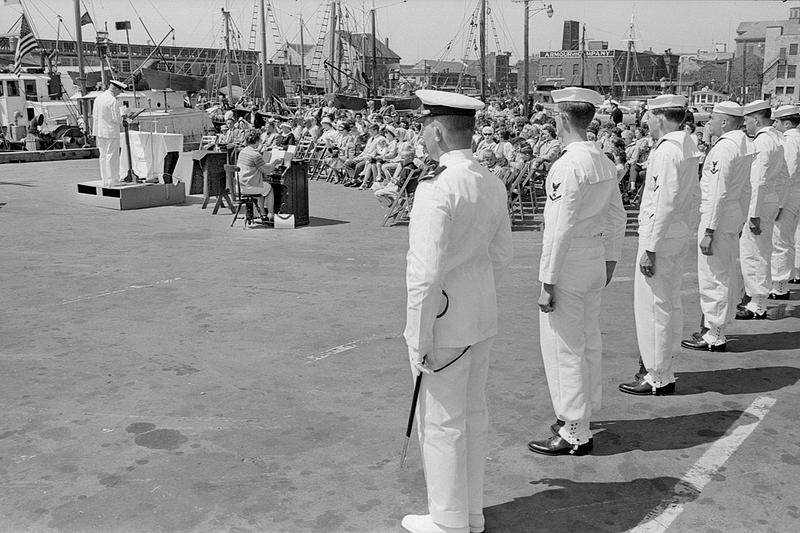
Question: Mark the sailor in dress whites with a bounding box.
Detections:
[770,105,800,299]
[619,95,700,396]
[527,87,626,456]
[401,90,513,533]
[92,80,127,186]
[737,100,788,319]
[682,102,754,351]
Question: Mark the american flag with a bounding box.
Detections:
[13,14,38,76]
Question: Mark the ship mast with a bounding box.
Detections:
[73,0,90,132]
[479,0,486,100]
[222,7,233,105]
[622,14,635,100]
[259,0,268,108]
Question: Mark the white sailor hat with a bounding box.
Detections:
[712,101,744,117]
[109,79,127,90]
[321,116,333,126]
[773,105,800,119]
[744,99,771,115]
[551,87,603,106]
[415,89,485,119]
[648,94,686,110]
[481,125,494,134]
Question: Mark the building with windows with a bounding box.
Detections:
[734,7,800,103]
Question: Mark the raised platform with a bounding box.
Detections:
[0,147,99,164]
[76,180,186,210]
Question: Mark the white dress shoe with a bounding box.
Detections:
[401,514,469,533]
[469,513,485,533]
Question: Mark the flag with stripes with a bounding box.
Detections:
[13,14,38,76]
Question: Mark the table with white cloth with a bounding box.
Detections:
[119,131,183,182]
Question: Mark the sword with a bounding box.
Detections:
[399,368,423,468]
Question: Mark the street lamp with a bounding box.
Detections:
[513,1,553,117]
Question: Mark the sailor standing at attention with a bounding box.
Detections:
[682,102,754,351]
[92,80,127,187]
[736,100,788,319]
[769,105,800,300]
[401,90,513,533]
[527,87,626,457]
[619,95,699,396]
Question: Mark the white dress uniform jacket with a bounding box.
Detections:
[92,89,123,186]
[404,148,513,529]
[740,126,788,313]
[635,131,699,387]
[698,129,754,345]
[772,128,800,291]
[538,141,625,445]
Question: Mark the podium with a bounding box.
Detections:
[120,131,183,183]
[190,150,232,212]
[269,162,309,226]
[76,180,186,210]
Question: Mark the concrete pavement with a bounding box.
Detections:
[1,159,799,533]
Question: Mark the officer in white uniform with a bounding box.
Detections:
[770,105,800,299]
[682,102,754,351]
[92,80,126,187]
[737,100,788,319]
[619,95,699,396]
[402,90,513,533]
[527,87,626,456]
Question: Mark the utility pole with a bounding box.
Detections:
[371,6,377,97]
[259,0,269,108]
[523,0,529,115]
[480,0,486,101]
[329,0,337,93]
[580,24,586,87]
[222,8,233,106]
[73,0,90,134]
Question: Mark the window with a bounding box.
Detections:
[122,60,130,73]
[776,87,785,95]
[789,65,797,78]
[245,64,253,76]
[791,43,798,55]
[0,82,4,96]
[778,65,787,78]
[788,86,796,95]
[557,64,563,76]
[7,80,19,96]
[596,63,603,77]
[24,80,37,98]
[572,64,579,76]
[780,47,787,60]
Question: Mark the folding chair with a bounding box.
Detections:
[295,138,313,161]
[226,164,265,228]
[306,142,328,180]
[382,166,424,227]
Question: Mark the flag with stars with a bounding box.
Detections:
[13,14,38,76]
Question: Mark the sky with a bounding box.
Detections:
[2,0,798,65]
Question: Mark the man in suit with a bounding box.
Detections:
[401,90,513,533]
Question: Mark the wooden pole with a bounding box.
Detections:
[329,0,338,93]
[259,0,269,107]
[523,0,529,115]
[371,7,377,96]
[223,8,233,106]
[480,0,486,100]
[73,0,90,133]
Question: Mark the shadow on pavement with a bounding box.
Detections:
[727,331,800,351]
[588,409,751,456]
[308,216,348,227]
[484,476,691,533]
[675,366,800,395]
[0,181,36,187]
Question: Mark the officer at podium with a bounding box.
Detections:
[92,80,126,187]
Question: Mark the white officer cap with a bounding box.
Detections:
[773,105,800,119]
[415,89,485,119]
[109,80,127,90]
[743,99,771,115]
[648,94,686,110]
[482,125,494,134]
[321,116,333,126]
[712,101,744,117]
[551,87,603,106]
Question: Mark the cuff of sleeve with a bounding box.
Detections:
[539,272,558,285]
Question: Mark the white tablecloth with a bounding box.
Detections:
[120,131,184,181]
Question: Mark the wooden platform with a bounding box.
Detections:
[76,180,186,210]
[0,148,99,164]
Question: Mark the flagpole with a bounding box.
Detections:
[74,0,90,135]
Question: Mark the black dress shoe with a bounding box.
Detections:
[768,292,791,300]
[681,337,727,352]
[619,378,676,396]
[550,419,565,435]
[528,434,593,456]
[736,308,768,320]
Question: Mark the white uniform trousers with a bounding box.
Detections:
[772,194,800,293]
[634,236,688,387]
[698,228,741,345]
[539,240,605,445]
[794,222,800,279]
[740,202,779,313]
[413,337,493,529]
[97,136,121,187]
